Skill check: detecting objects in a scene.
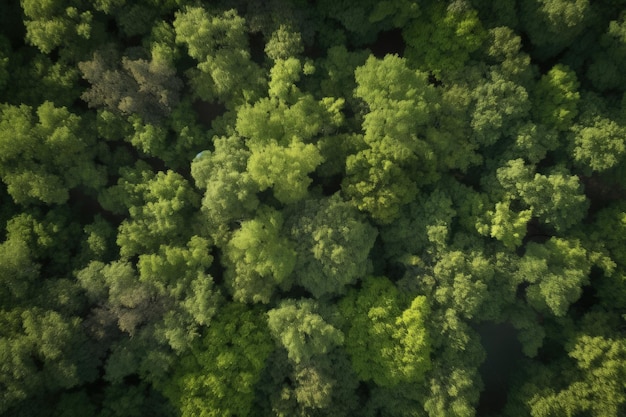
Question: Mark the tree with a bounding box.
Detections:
[0,102,106,205]
[234,57,344,205]
[247,139,323,204]
[161,303,274,417]
[483,26,533,86]
[115,170,201,257]
[318,45,369,107]
[265,25,304,61]
[0,308,100,414]
[235,59,345,143]
[525,335,626,417]
[223,206,296,304]
[570,114,626,173]
[285,194,378,298]
[174,7,265,107]
[532,64,581,132]
[433,251,500,319]
[590,202,626,310]
[339,277,432,387]
[471,70,531,147]
[343,54,439,223]
[191,136,260,246]
[587,12,626,92]
[403,1,487,75]
[79,46,183,124]
[0,233,39,306]
[267,299,344,365]
[21,0,94,55]
[495,159,589,232]
[380,188,457,262]
[137,236,218,350]
[265,299,350,412]
[484,200,532,249]
[316,0,420,43]
[516,238,594,317]
[519,0,590,60]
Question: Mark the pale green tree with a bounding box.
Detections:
[339,277,432,387]
[285,195,378,297]
[161,303,274,417]
[223,206,296,304]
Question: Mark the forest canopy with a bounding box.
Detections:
[1,0,626,416]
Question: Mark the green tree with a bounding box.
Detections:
[0,233,39,305]
[191,136,260,246]
[339,277,432,387]
[265,25,304,61]
[162,303,274,417]
[519,0,590,60]
[267,299,344,365]
[532,64,581,131]
[0,308,100,414]
[247,139,323,204]
[137,236,219,350]
[496,159,589,232]
[570,114,626,173]
[343,54,439,223]
[115,170,200,257]
[380,188,457,262]
[318,45,369,107]
[316,0,420,43]
[590,202,626,309]
[525,335,626,417]
[516,238,595,317]
[21,0,94,55]
[403,1,487,75]
[430,251,497,320]
[471,71,532,147]
[483,26,533,85]
[223,206,296,304]
[0,102,106,205]
[586,11,626,91]
[174,7,264,106]
[285,195,378,298]
[265,300,350,414]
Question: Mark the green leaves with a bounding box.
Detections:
[22,0,93,54]
[267,299,343,365]
[174,7,264,105]
[340,277,432,387]
[286,195,378,297]
[404,2,487,74]
[344,54,438,223]
[248,140,323,204]
[517,238,593,317]
[533,64,580,131]
[116,170,200,257]
[570,115,626,173]
[0,102,105,204]
[528,335,626,417]
[163,303,274,417]
[471,71,531,146]
[223,207,296,304]
[495,160,588,232]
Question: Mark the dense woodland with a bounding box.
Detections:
[1,0,626,416]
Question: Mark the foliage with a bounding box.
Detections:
[3,1,626,416]
[162,303,273,417]
[339,277,432,387]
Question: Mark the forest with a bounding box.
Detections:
[1,0,625,416]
